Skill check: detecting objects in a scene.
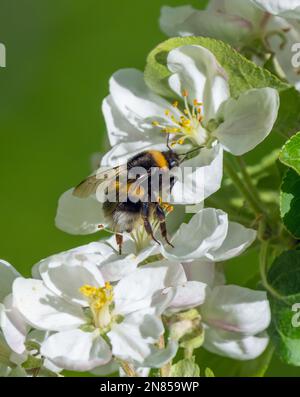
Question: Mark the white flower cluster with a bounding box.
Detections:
[1,0,290,377]
[160,0,300,90]
[0,212,270,376]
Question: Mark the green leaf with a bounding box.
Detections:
[267,250,300,366]
[280,168,300,238]
[279,132,300,175]
[196,344,274,377]
[145,37,287,98]
[170,357,200,377]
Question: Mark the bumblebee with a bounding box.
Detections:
[73,149,181,254]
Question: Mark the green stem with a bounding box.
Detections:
[259,240,283,300]
[224,158,265,217]
[184,347,194,359]
[235,157,263,205]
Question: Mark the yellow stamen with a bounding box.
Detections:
[193,99,203,106]
[181,119,191,127]
[150,90,207,147]
[163,204,174,213]
[80,282,113,310]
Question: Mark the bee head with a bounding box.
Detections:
[163,150,180,169]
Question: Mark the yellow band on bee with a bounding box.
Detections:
[149,150,168,169]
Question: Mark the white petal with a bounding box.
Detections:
[143,340,178,369]
[266,17,300,88]
[39,259,105,306]
[101,236,159,281]
[251,0,300,19]
[102,95,145,146]
[202,285,271,335]
[13,278,86,331]
[43,359,62,374]
[98,256,140,283]
[203,326,270,360]
[214,88,279,155]
[108,311,163,364]
[0,295,27,355]
[55,188,107,235]
[160,5,197,36]
[223,0,263,25]
[0,260,20,301]
[167,45,230,122]
[41,329,111,371]
[207,222,257,262]
[108,68,180,136]
[114,261,185,315]
[183,260,216,286]
[183,261,226,288]
[92,360,119,376]
[34,239,140,284]
[167,281,207,311]
[9,351,28,366]
[160,6,254,45]
[33,241,114,280]
[171,144,223,204]
[160,208,228,262]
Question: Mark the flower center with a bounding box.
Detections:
[152,90,209,146]
[80,282,114,331]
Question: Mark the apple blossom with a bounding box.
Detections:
[0,260,28,357]
[160,0,300,89]
[160,208,257,263]
[0,260,61,377]
[251,0,300,19]
[103,45,278,157]
[32,236,159,283]
[13,258,204,371]
[200,285,271,360]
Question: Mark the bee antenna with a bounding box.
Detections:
[178,146,204,164]
[178,146,204,157]
[166,134,172,151]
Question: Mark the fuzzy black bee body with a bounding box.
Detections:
[73,150,180,253]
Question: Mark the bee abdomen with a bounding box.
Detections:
[104,201,142,234]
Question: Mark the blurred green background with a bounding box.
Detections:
[0,0,299,377]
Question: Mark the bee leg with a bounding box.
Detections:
[155,204,174,248]
[142,202,161,246]
[115,233,123,255]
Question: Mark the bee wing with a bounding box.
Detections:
[73,165,127,198]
